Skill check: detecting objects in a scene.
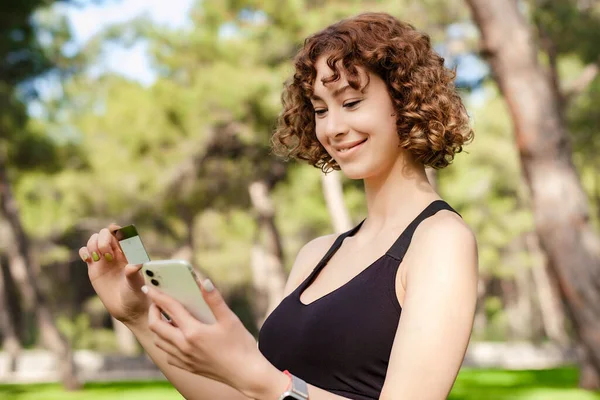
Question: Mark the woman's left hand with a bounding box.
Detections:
[143,279,274,395]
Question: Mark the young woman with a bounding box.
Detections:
[80,12,478,400]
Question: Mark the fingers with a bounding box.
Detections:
[154,336,182,359]
[79,247,91,263]
[199,279,231,322]
[97,228,117,262]
[144,286,196,332]
[108,223,122,235]
[148,303,182,343]
[148,301,161,324]
[86,233,101,262]
[124,263,143,278]
[148,305,190,371]
[80,223,125,264]
[166,355,189,371]
[123,263,145,290]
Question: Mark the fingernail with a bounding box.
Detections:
[104,253,113,262]
[92,252,100,262]
[81,251,90,262]
[141,285,148,294]
[203,279,214,293]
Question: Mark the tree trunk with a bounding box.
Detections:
[248,180,286,327]
[502,237,535,340]
[0,153,81,390]
[5,241,35,311]
[0,258,21,373]
[466,0,600,388]
[580,348,600,389]
[112,317,139,355]
[513,256,534,340]
[500,279,519,340]
[321,171,352,233]
[0,248,24,339]
[170,208,211,280]
[171,206,196,263]
[525,231,570,346]
[472,275,488,339]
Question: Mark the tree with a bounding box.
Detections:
[466,0,600,388]
[0,152,80,389]
[0,0,84,390]
[0,259,20,374]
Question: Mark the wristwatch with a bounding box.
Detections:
[278,370,309,400]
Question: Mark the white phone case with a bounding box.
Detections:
[142,260,216,324]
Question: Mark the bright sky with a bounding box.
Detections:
[64,0,195,85]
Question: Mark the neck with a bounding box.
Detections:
[362,151,439,230]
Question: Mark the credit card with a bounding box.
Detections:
[113,225,150,265]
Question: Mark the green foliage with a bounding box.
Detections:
[56,314,119,352]
[567,65,600,226]
[274,164,333,259]
[195,209,255,284]
[0,0,84,174]
[0,0,63,86]
[483,296,509,341]
[532,0,600,64]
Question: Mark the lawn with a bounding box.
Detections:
[0,367,598,399]
[449,367,600,400]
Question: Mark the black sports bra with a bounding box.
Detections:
[258,200,459,399]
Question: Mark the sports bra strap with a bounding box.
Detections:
[313,220,365,270]
[385,200,459,261]
[309,200,458,275]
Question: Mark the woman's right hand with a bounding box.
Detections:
[79,223,150,326]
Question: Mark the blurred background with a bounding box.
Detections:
[1,0,600,399]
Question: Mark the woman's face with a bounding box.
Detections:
[311,56,401,180]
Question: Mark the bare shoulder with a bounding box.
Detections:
[403,209,478,284]
[282,233,338,297]
[416,209,476,247]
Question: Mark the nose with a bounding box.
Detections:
[324,109,348,139]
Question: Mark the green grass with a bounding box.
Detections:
[0,367,598,399]
[449,367,600,400]
[0,380,183,400]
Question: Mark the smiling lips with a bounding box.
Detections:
[334,138,368,155]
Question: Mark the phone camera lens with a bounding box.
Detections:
[150,279,160,286]
[145,270,154,277]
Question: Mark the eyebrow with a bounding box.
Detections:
[310,84,353,101]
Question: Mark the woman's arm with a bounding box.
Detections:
[127,317,249,400]
[379,212,479,400]
[136,232,356,400]
[127,234,337,400]
[143,283,356,400]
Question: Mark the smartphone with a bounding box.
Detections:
[113,225,151,265]
[142,259,216,324]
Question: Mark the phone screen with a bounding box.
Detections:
[114,225,150,265]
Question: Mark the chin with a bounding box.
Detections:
[338,164,373,180]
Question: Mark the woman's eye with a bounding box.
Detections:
[314,109,327,116]
[344,100,362,108]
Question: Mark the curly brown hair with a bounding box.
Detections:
[271,12,474,171]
